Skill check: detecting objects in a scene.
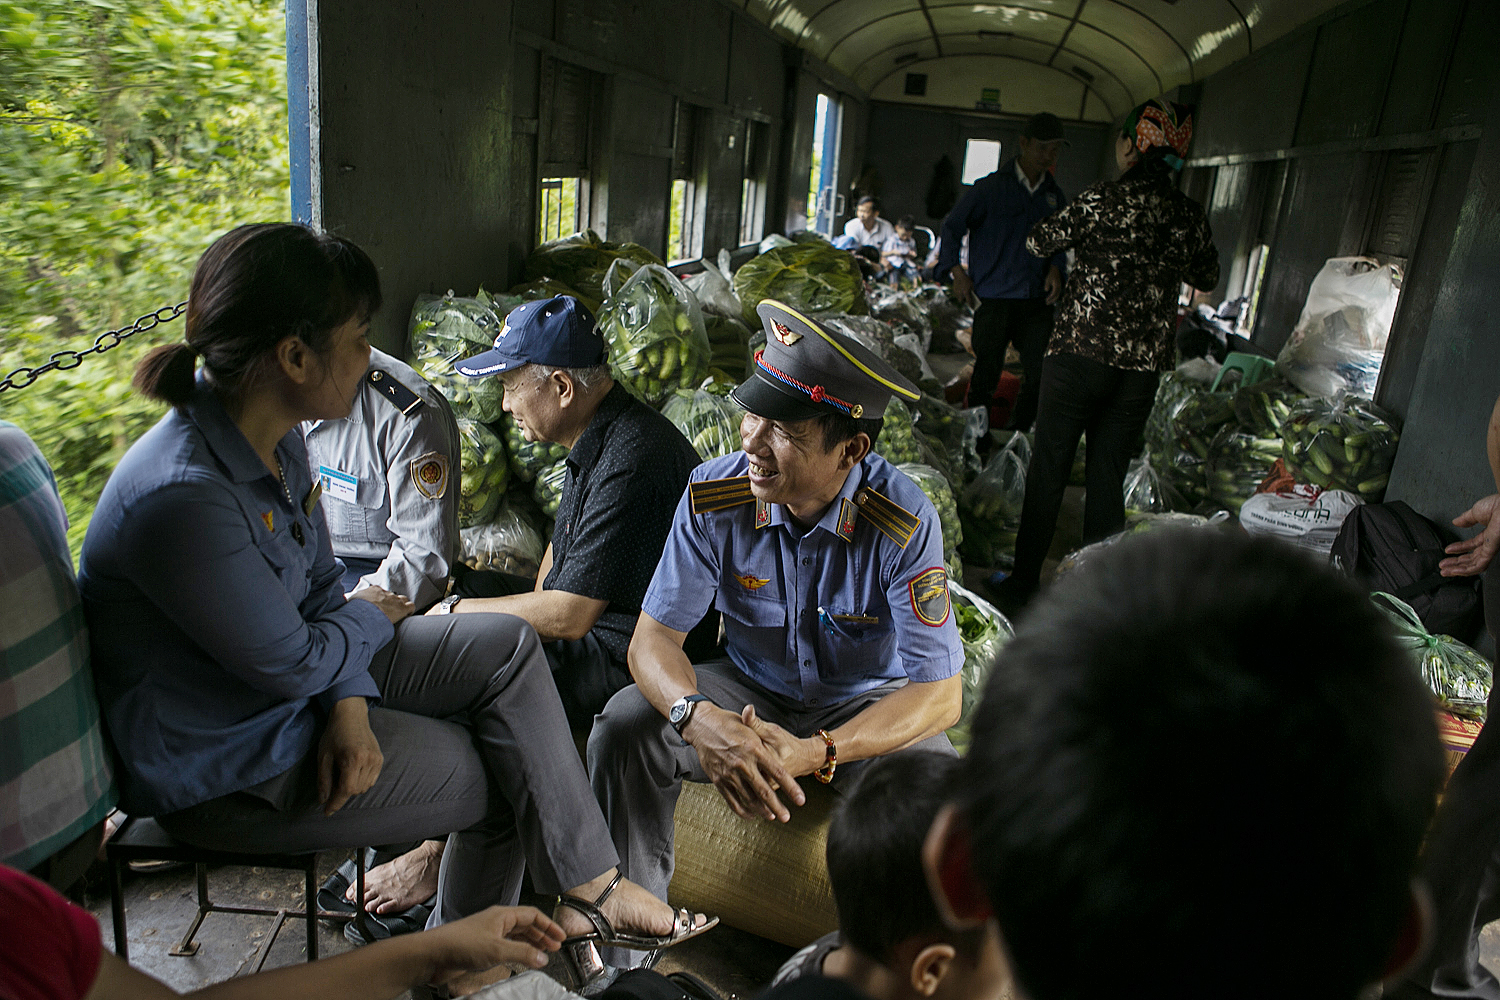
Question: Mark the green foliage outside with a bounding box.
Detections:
[0,0,290,558]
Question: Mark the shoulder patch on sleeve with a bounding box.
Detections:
[410,451,449,499]
[369,368,425,415]
[690,475,754,514]
[909,567,951,627]
[853,485,920,548]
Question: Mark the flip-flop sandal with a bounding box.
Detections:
[343,899,434,945]
[551,873,718,990]
[315,858,362,917]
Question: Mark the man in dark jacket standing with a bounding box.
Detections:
[937,113,1069,434]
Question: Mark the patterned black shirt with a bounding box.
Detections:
[1027,172,1219,373]
[545,382,703,662]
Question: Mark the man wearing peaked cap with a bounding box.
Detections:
[589,300,965,956]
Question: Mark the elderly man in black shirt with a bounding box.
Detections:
[330,296,703,927]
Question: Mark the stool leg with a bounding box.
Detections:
[110,860,128,961]
[306,862,318,961]
[353,850,371,944]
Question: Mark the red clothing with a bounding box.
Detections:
[0,865,104,1000]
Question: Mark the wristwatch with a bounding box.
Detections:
[434,594,461,614]
[669,694,712,735]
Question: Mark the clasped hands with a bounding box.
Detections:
[683,703,824,823]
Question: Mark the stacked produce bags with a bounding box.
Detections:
[598,262,712,406]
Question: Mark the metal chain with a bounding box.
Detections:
[0,301,188,395]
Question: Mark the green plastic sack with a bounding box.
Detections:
[1375,592,1492,720]
[1143,372,1237,509]
[873,398,923,466]
[500,414,569,484]
[1123,455,1184,515]
[896,461,963,579]
[532,456,569,518]
[457,419,509,527]
[945,580,1013,756]
[407,293,510,423]
[960,431,1028,569]
[522,229,663,308]
[598,262,712,406]
[705,314,754,382]
[661,387,743,462]
[732,241,868,328]
[1205,427,1284,515]
[507,277,600,314]
[1280,394,1400,500]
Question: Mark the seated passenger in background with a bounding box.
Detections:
[0,423,115,891]
[770,751,1008,1000]
[844,196,895,250]
[303,343,460,610]
[881,217,920,288]
[589,301,963,965]
[921,531,1444,1000]
[80,224,711,994]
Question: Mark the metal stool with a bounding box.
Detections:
[106,816,366,971]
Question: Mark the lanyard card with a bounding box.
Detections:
[318,465,358,503]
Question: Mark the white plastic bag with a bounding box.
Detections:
[460,500,546,578]
[1275,257,1401,399]
[1238,485,1363,555]
[683,258,743,320]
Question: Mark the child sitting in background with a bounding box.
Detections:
[769,751,1009,1000]
[883,217,921,288]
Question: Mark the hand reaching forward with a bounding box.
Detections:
[423,906,566,984]
[1441,494,1500,578]
[683,704,806,823]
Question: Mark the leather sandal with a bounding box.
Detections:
[551,873,718,991]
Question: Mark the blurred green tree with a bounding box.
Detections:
[0,0,289,557]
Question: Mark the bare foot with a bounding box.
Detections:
[350,840,443,914]
[554,869,713,941]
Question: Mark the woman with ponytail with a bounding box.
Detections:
[990,100,1221,613]
[79,224,711,991]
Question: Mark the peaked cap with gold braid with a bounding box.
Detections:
[731,300,921,422]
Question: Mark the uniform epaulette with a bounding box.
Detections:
[368,369,425,415]
[690,475,754,514]
[853,485,920,548]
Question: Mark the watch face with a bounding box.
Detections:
[670,700,689,726]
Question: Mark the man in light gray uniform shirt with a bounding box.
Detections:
[304,347,460,610]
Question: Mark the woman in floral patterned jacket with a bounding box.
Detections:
[991,99,1219,612]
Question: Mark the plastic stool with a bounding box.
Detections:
[1211,352,1274,392]
[106,816,367,970]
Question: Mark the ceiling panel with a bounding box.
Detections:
[927,4,1071,47]
[804,0,920,62]
[1063,23,1162,101]
[868,55,1097,120]
[914,33,1134,116]
[1081,2,1191,86]
[826,11,934,66]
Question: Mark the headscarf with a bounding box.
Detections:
[1122,99,1194,171]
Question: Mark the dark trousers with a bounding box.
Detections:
[1388,558,1500,999]
[968,296,1054,432]
[452,566,629,730]
[159,614,618,928]
[1008,353,1160,591]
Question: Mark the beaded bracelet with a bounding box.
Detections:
[815,729,837,784]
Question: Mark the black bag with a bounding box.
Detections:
[599,969,724,1000]
[1329,500,1483,642]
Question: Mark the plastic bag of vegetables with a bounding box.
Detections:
[661,387,743,462]
[460,499,547,578]
[500,414,569,484]
[1231,377,1304,438]
[1144,373,1236,508]
[1123,455,1183,515]
[407,293,510,423]
[705,314,754,382]
[945,580,1014,756]
[522,229,663,308]
[683,256,743,319]
[1375,592,1492,720]
[873,398,924,466]
[913,395,986,488]
[896,462,964,579]
[959,432,1028,569]
[531,456,569,518]
[1055,511,1227,578]
[868,285,934,353]
[507,277,600,314]
[1279,394,1400,500]
[732,241,868,328]
[457,419,509,528]
[1205,427,1285,515]
[596,262,711,406]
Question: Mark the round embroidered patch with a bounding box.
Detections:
[410,451,450,500]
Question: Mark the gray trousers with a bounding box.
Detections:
[1388,559,1500,999]
[586,659,955,910]
[160,613,618,927]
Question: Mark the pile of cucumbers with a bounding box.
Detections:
[457,419,509,528]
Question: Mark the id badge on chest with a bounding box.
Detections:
[318,465,358,504]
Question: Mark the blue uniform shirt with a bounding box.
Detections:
[937,157,1068,300]
[79,378,391,816]
[641,452,963,708]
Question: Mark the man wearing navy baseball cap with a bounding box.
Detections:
[588,300,965,964]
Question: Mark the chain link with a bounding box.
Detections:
[0,302,188,395]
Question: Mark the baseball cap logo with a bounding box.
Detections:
[772,320,802,346]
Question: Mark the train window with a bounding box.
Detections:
[1238,244,1270,337]
[539,178,582,243]
[807,93,843,235]
[669,102,702,263]
[740,121,769,247]
[962,139,1002,185]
